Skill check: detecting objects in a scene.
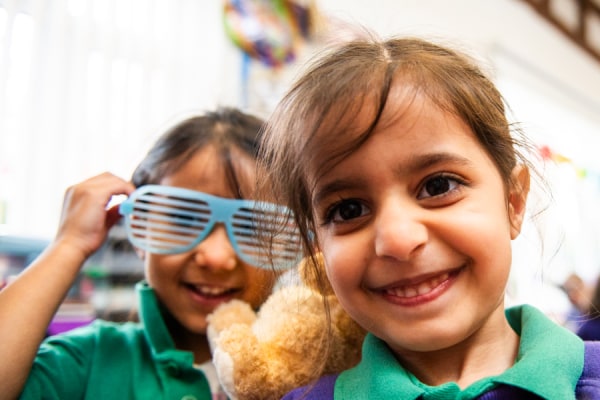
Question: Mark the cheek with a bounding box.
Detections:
[243,267,279,308]
[144,254,175,287]
[449,211,513,281]
[321,237,364,297]
[449,192,513,247]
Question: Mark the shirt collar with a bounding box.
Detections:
[492,304,583,399]
[136,281,194,364]
[335,304,584,400]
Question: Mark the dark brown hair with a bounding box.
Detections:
[132,106,265,199]
[260,34,537,266]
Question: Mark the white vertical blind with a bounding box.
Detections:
[0,0,241,238]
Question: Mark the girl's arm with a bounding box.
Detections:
[0,172,134,398]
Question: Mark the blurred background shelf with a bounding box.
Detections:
[0,222,144,333]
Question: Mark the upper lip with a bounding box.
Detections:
[185,283,241,296]
[374,266,463,291]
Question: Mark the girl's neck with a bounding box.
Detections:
[393,307,519,389]
[171,329,212,364]
[161,308,212,364]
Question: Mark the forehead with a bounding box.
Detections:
[327,93,478,164]
[307,82,456,176]
[310,93,505,208]
[159,144,257,198]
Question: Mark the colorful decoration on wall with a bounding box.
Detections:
[223,0,316,69]
[538,145,594,180]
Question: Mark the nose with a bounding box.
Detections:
[193,223,237,271]
[374,199,428,261]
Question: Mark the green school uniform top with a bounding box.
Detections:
[20,281,212,400]
[335,304,584,400]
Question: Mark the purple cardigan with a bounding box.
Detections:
[282,342,600,399]
[578,318,600,341]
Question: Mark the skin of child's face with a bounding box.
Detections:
[311,90,529,356]
[144,144,278,336]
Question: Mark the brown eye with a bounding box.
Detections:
[326,199,368,223]
[425,177,450,196]
[418,175,461,199]
[338,200,363,220]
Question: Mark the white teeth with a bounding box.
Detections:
[195,286,228,296]
[386,273,449,298]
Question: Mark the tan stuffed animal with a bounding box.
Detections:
[206,253,366,400]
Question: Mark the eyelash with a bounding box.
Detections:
[417,173,466,200]
[321,198,364,225]
[319,173,467,225]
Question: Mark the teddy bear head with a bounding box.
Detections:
[207,253,366,400]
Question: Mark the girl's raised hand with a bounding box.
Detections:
[53,172,135,263]
[0,173,134,397]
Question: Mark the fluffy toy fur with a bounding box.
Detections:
[206,253,366,400]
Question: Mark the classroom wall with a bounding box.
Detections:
[1,0,600,314]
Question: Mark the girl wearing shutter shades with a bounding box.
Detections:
[0,107,300,399]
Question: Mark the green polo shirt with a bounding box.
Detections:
[20,281,211,400]
[335,304,584,400]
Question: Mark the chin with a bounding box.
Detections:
[179,317,209,336]
[387,329,462,353]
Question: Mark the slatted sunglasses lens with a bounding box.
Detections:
[121,186,303,269]
[231,205,301,269]
[127,191,212,254]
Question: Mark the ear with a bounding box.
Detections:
[507,165,530,239]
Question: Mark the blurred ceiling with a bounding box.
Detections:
[519,0,600,64]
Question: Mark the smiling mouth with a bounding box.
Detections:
[383,268,461,299]
[186,284,239,298]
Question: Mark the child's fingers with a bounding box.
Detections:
[55,173,135,255]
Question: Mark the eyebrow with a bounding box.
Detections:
[404,152,474,173]
[312,151,474,207]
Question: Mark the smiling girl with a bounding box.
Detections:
[259,35,600,399]
[0,107,299,399]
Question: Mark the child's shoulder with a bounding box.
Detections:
[576,341,600,398]
[43,319,145,350]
